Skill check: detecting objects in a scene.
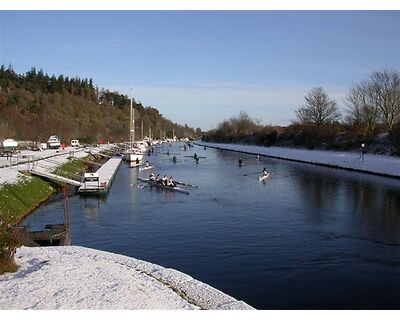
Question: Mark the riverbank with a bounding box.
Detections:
[0,246,254,310]
[196,141,400,179]
[0,145,116,224]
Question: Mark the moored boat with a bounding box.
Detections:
[124,95,144,166]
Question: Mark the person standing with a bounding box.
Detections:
[360,143,366,162]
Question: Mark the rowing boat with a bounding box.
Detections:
[138,165,154,171]
[259,172,270,181]
[137,177,190,194]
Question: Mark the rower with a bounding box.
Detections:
[149,172,156,182]
[145,160,150,168]
[204,146,207,150]
[167,151,170,156]
[172,155,177,163]
[161,175,168,186]
[167,176,175,187]
[155,174,160,182]
[238,159,243,166]
[135,158,140,165]
[262,168,268,176]
[194,153,198,159]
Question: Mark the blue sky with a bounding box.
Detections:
[0,11,399,130]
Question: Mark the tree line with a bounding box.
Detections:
[203,69,400,155]
[0,65,199,143]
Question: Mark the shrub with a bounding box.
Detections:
[0,218,20,275]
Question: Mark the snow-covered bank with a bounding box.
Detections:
[197,142,400,179]
[0,246,254,310]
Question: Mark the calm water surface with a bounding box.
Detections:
[24,143,400,309]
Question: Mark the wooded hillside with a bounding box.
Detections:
[0,65,198,144]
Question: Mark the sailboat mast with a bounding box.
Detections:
[130,97,134,148]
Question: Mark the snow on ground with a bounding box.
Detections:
[0,145,117,186]
[197,142,400,179]
[0,246,254,310]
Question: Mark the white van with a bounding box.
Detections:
[71,139,80,148]
[47,135,61,149]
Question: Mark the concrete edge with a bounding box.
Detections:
[17,246,255,310]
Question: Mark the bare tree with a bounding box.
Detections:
[368,69,400,133]
[345,82,380,137]
[296,87,341,126]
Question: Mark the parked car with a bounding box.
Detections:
[47,135,61,149]
[71,139,80,148]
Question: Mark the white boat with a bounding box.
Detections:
[1,138,18,152]
[138,165,154,171]
[259,172,270,181]
[47,135,61,149]
[122,148,143,160]
[133,141,148,154]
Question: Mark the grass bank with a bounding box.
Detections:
[0,156,95,274]
[0,157,91,225]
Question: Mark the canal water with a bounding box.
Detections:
[23,143,400,309]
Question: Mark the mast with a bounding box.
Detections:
[141,119,144,140]
[130,97,134,148]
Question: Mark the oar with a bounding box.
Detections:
[184,156,206,159]
[174,181,200,188]
[242,171,262,177]
[130,182,145,187]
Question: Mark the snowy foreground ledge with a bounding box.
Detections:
[197,141,400,179]
[0,246,254,310]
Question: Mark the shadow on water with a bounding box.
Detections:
[23,143,400,309]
